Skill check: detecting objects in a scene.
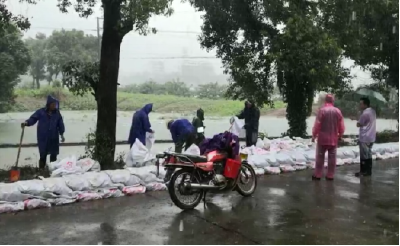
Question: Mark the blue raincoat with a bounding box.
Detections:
[26,96,65,158]
[128,103,153,145]
[169,119,195,143]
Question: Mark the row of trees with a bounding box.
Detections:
[2,0,397,169]
[25,30,99,89]
[119,80,228,99]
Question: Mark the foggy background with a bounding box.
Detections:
[6,0,374,88]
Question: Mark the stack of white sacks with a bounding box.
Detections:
[242,136,399,175]
[0,133,166,214]
[1,130,398,214]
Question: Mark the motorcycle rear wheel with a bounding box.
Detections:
[168,169,204,210]
[236,162,257,197]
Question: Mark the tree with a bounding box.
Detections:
[46,29,99,83]
[0,0,33,35]
[164,79,191,97]
[320,0,399,90]
[196,82,227,100]
[25,33,47,89]
[189,0,351,137]
[58,0,173,169]
[0,24,30,112]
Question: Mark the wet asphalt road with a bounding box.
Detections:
[0,160,398,245]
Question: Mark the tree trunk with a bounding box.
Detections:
[94,0,123,169]
[35,77,40,89]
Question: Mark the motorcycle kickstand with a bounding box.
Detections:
[203,191,208,205]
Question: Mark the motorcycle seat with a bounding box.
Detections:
[176,154,208,163]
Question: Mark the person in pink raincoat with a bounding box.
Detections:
[311,94,345,180]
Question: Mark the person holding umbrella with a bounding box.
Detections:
[355,97,376,177]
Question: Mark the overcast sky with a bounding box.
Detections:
[7,0,374,87]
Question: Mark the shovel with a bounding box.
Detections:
[10,127,25,182]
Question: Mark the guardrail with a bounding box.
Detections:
[0,134,358,149]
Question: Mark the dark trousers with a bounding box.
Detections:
[359,142,374,175]
[175,133,196,153]
[245,129,258,147]
[39,154,57,169]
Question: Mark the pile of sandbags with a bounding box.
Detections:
[243,137,399,175]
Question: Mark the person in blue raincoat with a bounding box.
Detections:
[128,103,154,148]
[21,95,65,169]
[167,119,196,153]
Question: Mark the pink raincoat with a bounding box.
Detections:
[312,95,345,146]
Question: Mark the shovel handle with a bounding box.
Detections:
[15,127,25,168]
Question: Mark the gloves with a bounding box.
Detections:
[21,122,27,128]
[60,135,65,143]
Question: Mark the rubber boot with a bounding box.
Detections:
[38,159,46,170]
[365,159,372,176]
[355,159,367,177]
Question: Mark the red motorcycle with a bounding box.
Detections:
[155,148,257,210]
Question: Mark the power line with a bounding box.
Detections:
[29,26,201,34]
[120,56,219,60]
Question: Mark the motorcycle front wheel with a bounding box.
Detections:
[168,169,204,210]
[235,162,257,197]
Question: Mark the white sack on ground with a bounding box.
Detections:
[0,183,32,202]
[126,138,155,167]
[105,170,141,186]
[97,188,124,199]
[81,172,119,189]
[184,144,201,155]
[122,185,146,195]
[0,201,25,214]
[77,158,101,172]
[264,166,281,175]
[50,156,83,177]
[126,166,163,184]
[145,182,167,191]
[230,117,245,138]
[42,177,74,196]
[24,199,51,210]
[47,197,76,206]
[63,174,91,191]
[16,180,45,196]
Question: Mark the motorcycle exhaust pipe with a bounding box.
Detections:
[188,183,222,189]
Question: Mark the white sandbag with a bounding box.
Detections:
[105,170,142,186]
[47,197,76,206]
[393,152,399,158]
[247,154,269,168]
[352,158,360,164]
[307,162,316,169]
[0,183,32,202]
[63,174,91,191]
[275,153,295,165]
[81,172,118,189]
[122,185,146,195]
[0,201,25,214]
[184,144,201,155]
[77,158,101,172]
[146,132,155,150]
[266,154,279,167]
[264,166,281,175]
[24,199,51,210]
[290,151,307,164]
[97,188,124,199]
[104,170,131,185]
[48,160,63,172]
[77,192,102,201]
[304,150,316,162]
[127,166,163,184]
[336,159,345,166]
[254,168,265,176]
[126,139,154,167]
[280,165,296,172]
[294,165,307,171]
[42,177,74,196]
[256,138,264,148]
[51,156,83,177]
[16,180,45,196]
[145,182,167,191]
[230,117,245,138]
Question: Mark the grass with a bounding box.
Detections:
[12,87,286,116]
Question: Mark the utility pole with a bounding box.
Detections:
[96,17,103,61]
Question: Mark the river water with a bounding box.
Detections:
[0,111,397,168]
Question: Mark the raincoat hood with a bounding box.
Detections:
[196,108,204,121]
[324,94,334,106]
[142,103,153,114]
[46,95,59,110]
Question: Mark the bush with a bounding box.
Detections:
[376,130,399,143]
